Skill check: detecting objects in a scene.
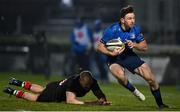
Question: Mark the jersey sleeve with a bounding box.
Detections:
[66,79,76,92]
[134,26,145,43]
[91,79,106,100]
[100,28,113,45]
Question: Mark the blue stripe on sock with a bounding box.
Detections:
[124,81,135,92]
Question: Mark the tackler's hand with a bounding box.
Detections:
[97,99,112,105]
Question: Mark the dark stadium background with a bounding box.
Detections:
[0,0,180,95]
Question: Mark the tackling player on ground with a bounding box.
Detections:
[96,5,169,109]
[3,70,111,105]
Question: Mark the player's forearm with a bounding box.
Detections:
[84,100,99,105]
[66,99,102,105]
[134,41,148,52]
[66,99,84,105]
[134,44,148,52]
[97,47,110,56]
[96,43,112,56]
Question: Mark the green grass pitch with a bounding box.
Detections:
[0,72,180,111]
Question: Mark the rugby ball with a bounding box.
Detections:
[106,39,125,51]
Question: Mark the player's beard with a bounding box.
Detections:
[129,23,135,28]
[128,24,134,28]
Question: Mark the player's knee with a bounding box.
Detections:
[140,63,150,71]
[117,70,125,76]
[116,70,125,79]
[111,70,124,79]
[147,78,156,86]
[116,71,127,85]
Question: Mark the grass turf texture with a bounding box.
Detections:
[0,72,180,111]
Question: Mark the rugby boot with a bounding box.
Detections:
[3,87,14,96]
[9,77,22,86]
[159,104,170,109]
[133,88,145,101]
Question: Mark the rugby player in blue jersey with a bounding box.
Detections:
[96,5,169,109]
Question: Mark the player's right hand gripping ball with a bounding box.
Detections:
[106,39,125,51]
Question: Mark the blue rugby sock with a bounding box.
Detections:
[123,81,136,92]
[151,88,163,107]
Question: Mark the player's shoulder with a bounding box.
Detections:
[66,74,79,82]
[105,22,120,33]
[65,75,80,87]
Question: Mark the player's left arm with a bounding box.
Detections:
[90,80,111,105]
[126,39,148,52]
[135,39,148,52]
[66,91,111,105]
[126,26,148,52]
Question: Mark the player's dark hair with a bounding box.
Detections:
[80,70,92,78]
[79,70,93,84]
[120,5,134,18]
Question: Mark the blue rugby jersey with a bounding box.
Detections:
[100,22,144,48]
[100,22,145,70]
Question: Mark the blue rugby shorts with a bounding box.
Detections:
[107,48,145,74]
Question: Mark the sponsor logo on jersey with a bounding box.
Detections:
[130,33,135,39]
